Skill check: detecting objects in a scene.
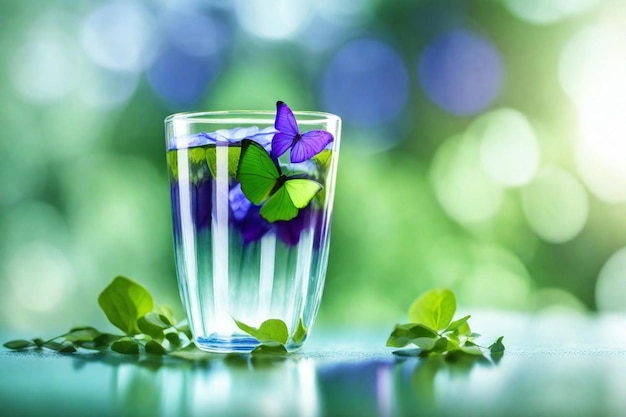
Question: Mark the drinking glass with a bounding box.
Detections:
[165,108,341,353]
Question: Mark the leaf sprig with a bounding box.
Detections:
[3,276,192,356]
[233,317,307,354]
[387,288,505,359]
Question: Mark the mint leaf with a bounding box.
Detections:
[43,340,77,353]
[251,342,288,355]
[389,288,505,360]
[293,318,307,344]
[111,337,140,354]
[3,340,35,350]
[386,323,438,348]
[408,288,456,331]
[137,312,173,339]
[145,340,167,355]
[444,315,471,334]
[234,318,289,344]
[489,336,506,355]
[206,146,242,178]
[98,276,154,335]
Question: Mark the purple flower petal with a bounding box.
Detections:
[193,179,213,230]
[238,206,271,244]
[275,208,312,246]
[229,183,251,221]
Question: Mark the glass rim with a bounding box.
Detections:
[164,109,341,125]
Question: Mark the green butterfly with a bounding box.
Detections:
[237,139,323,223]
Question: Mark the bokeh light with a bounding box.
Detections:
[477,108,540,187]
[418,28,503,115]
[5,242,75,313]
[234,0,312,40]
[81,1,157,73]
[9,12,77,103]
[595,247,626,312]
[430,133,503,225]
[502,0,599,25]
[560,23,626,202]
[459,245,532,309]
[521,166,589,244]
[321,38,409,130]
[147,42,221,107]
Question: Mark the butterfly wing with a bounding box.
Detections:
[290,130,334,163]
[274,101,299,136]
[284,179,323,208]
[271,132,295,159]
[260,186,299,222]
[271,101,299,159]
[237,139,280,205]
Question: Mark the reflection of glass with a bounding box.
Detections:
[165,110,341,353]
[111,359,319,417]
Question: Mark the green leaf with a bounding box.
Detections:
[176,322,192,339]
[93,333,121,349]
[489,336,506,355]
[64,327,104,345]
[408,288,456,331]
[251,342,288,355]
[165,332,181,347]
[458,343,483,356]
[312,149,332,170]
[386,323,438,348]
[98,276,154,335]
[43,340,77,353]
[137,312,172,339]
[234,318,289,344]
[145,340,167,355]
[111,337,140,354]
[444,315,471,334]
[3,339,34,350]
[33,338,45,348]
[154,305,175,326]
[166,151,178,180]
[293,318,307,344]
[206,145,242,178]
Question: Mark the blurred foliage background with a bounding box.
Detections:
[1,0,626,334]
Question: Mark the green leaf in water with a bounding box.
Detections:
[206,145,242,178]
[293,318,307,344]
[251,342,288,355]
[234,318,289,345]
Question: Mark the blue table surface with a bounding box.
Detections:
[1,311,625,417]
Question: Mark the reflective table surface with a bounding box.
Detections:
[2,312,625,417]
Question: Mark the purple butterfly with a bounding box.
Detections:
[271,101,334,163]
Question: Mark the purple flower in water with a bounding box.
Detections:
[169,126,276,151]
[235,205,272,245]
[275,207,326,247]
[271,101,334,163]
[193,179,213,231]
[229,183,251,221]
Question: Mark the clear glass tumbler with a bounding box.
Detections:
[165,107,341,353]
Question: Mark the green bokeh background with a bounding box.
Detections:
[1,0,626,335]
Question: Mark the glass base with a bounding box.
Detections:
[195,335,260,353]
